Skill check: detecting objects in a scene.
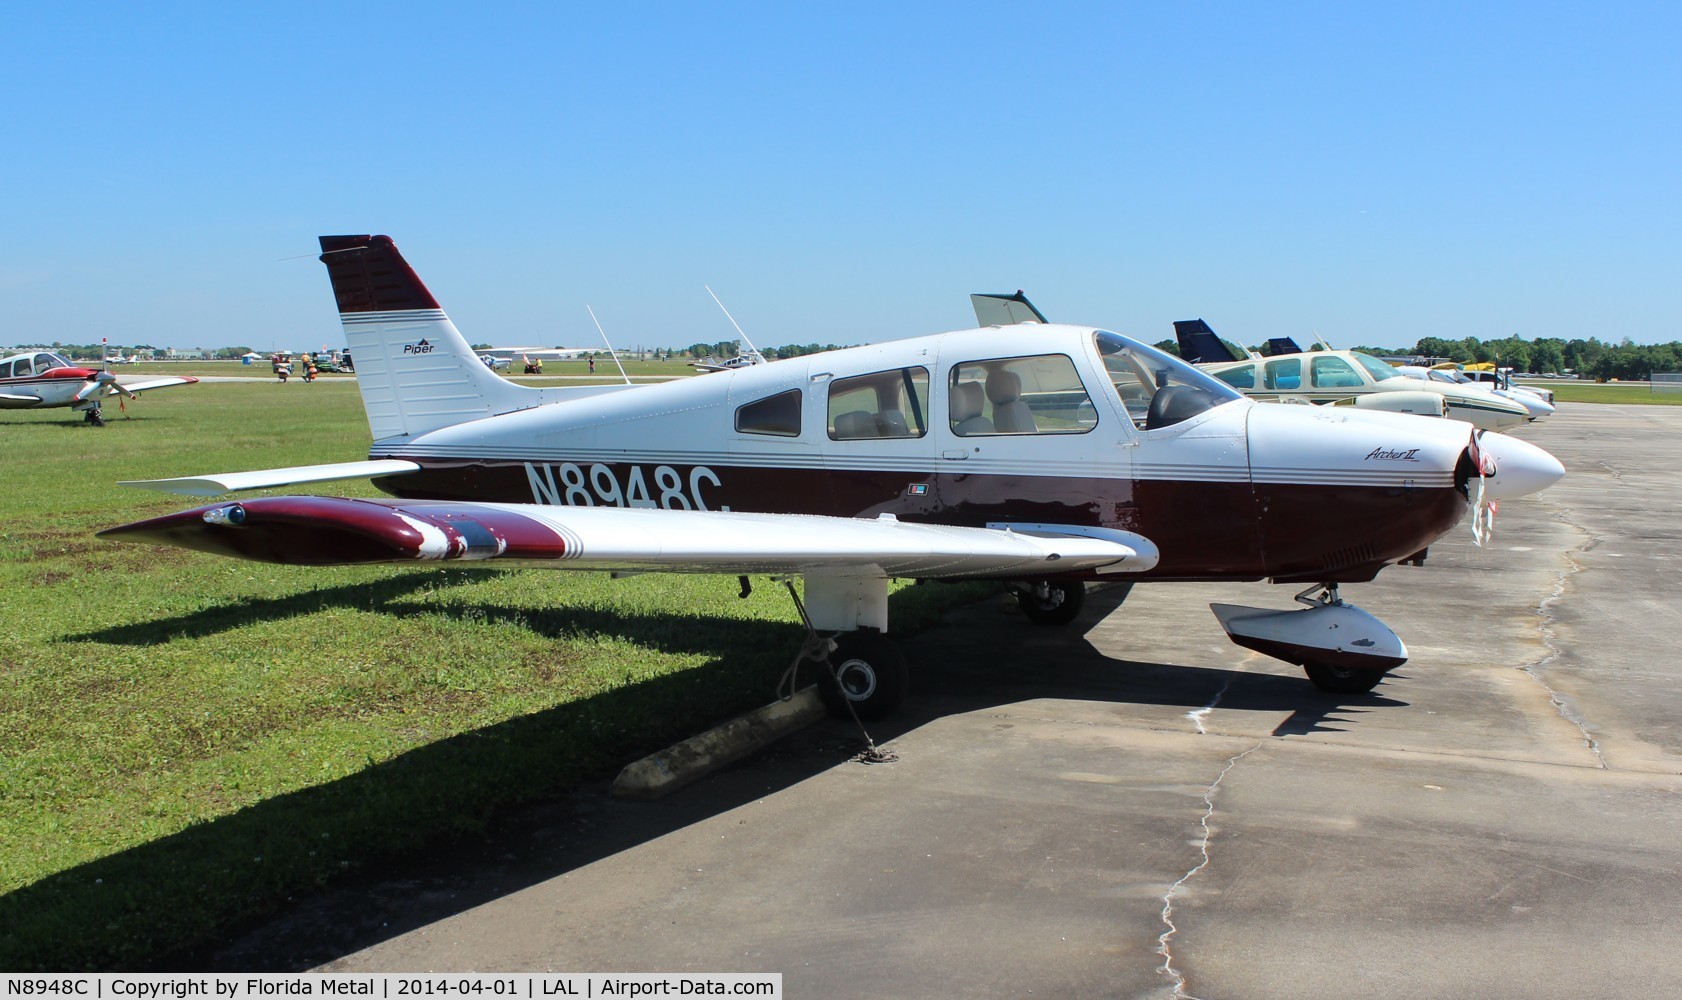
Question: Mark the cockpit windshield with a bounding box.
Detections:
[1352,352,1403,382]
[41,352,72,370]
[1092,330,1242,430]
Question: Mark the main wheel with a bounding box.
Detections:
[1017,580,1086,626]
[818,631,908,721]
[1304,663,1388,694]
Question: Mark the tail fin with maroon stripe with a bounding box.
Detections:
[319,235,546,442]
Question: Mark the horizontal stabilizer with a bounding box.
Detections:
[119,460,421,497]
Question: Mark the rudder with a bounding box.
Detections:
[319,235,540,442]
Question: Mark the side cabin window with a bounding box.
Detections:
[1213,364,1256,389]
[735,389,802,437]
[1264,358,1302,391]
[1311,356,1362,388]
[0,360,13,379]
[827,367,929,440]
[949,354,1096,437]
[13,357,35,377]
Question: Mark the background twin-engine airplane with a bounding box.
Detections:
[0,349,198,426]
[100,236,1565,719]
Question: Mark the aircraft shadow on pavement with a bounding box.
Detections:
[19,583,1405,972]
[885,586,1407,742]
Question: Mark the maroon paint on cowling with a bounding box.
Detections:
[318,235,441,313]
[370,457,1467,584]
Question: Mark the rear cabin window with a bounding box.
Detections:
[948,354,1096,436]
[735,389,802,437]
[1311,356,1362,388]
[827,367,929,440]
[1264,358,1302,391]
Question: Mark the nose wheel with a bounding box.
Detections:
[1303,662,1388,694]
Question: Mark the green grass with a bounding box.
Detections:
[0,381,992,969]
[1539,381,1682,405]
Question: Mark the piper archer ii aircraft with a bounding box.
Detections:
[0,349,198,426]
[99,236,1565,719]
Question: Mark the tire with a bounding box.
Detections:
[1304,663,1388,694]
[818,631,908,721]
[1017,580,1086,626]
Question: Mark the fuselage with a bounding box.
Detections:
[0,351,102,409]
[366,325,1481,584]
[1201,349,1531,431]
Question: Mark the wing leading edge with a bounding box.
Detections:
[98,496,1156,578]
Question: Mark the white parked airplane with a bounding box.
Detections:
[1171,320,1532,431]
[1395,366,1555,421]
[101,236,1564,717]
[0,349,197,426]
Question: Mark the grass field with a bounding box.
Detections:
[0,380,991,970]
[1534,381,1682,405]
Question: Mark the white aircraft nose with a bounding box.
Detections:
[1479,432,1565,499]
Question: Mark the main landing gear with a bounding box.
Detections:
[817,631,908,722]
[1013,579,1086,626]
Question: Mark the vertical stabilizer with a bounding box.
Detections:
[319,235,545,441]
[970,291,1049,327]
[1172,319,1241,364]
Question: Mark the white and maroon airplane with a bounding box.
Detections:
[100,235,1565,718]
[0,349,198,425]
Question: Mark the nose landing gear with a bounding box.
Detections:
[1212,583,1408,695]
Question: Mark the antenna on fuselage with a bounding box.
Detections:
[585,305,633,385]
[705,285,766,363]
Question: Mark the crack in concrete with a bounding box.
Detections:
[1185,678,1233,735]
[1155,741,1262,998]
[1523,501,1606,769]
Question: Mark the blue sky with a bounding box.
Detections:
[3,3,1677,351]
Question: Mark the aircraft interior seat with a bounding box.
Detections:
[876,409,911,437]
[987,369,1037,433]
[833,410,880,439]
[950,381,993,436]
[1145,384,1216,430]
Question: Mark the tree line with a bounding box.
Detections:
[23,334,1682,382]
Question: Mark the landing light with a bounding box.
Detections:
[202,504,247,526]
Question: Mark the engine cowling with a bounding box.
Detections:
[1353,390,1449,418]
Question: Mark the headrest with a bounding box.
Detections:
[985,369,1022,403]
[950,381,985,421]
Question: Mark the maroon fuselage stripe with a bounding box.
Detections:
[371,459,1466,583]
